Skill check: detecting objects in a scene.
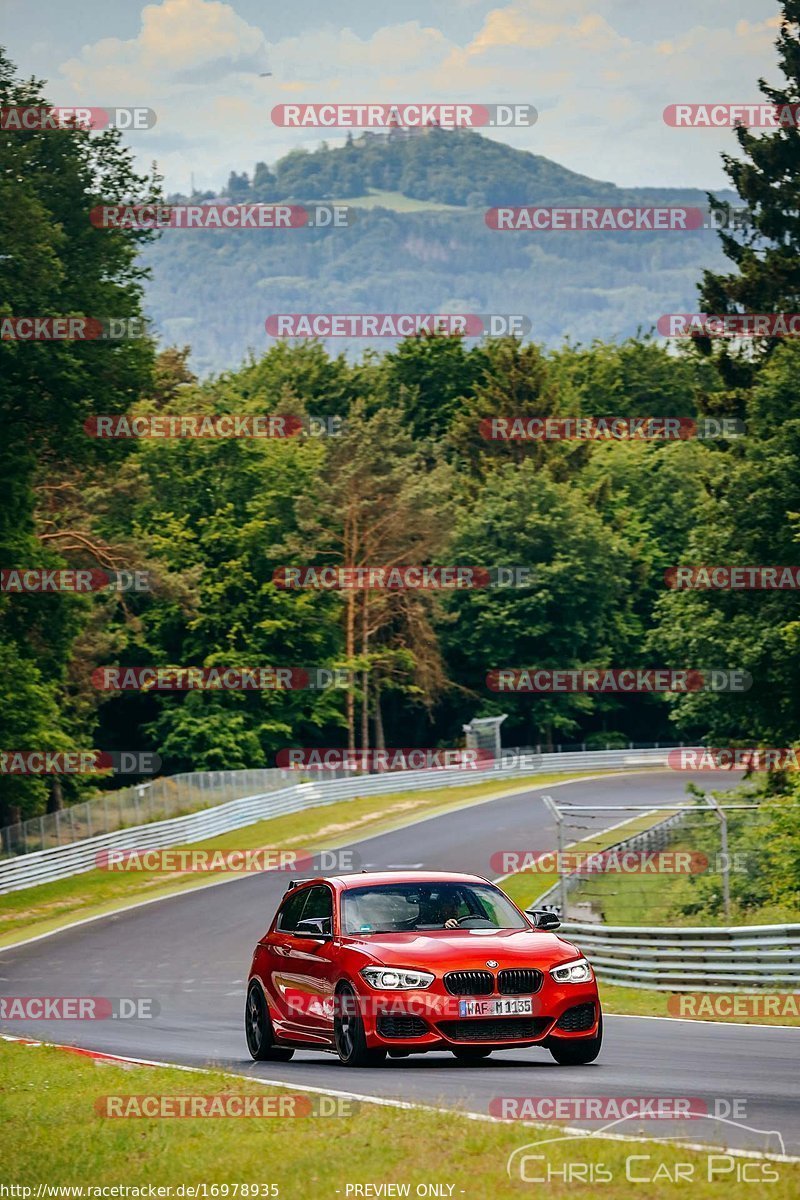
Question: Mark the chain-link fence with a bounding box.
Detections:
[530,796,779,927]
[0,768,299,858]
[0,741,688,860]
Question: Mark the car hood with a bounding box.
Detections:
[340,928,581,969]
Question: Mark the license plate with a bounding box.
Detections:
[458,997,534,1018]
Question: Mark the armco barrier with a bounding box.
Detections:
[525,808,798,991]
[0,747,679,894]
[0,767,300,857]
[555,920,800,991]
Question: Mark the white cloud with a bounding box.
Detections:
[53,0,783,191]
[62,0,270,86]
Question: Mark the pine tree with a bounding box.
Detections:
[699,2,800,372]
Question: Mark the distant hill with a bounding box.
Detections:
[142,128,736,374]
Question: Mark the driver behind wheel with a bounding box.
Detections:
[419,891,461,928]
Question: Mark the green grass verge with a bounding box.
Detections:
[0,771,611,948]
[568,829,799,929]
[334,188,466,211]
[573,836,697,925]
[597,981,800,1027]
[2,1039,796,1195]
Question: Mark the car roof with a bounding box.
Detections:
[326,870,491,890]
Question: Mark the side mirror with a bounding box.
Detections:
[295,917,332,939]
[528,909,561,931]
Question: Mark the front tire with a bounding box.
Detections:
[245,982,295,1062]
[452,1047,493,1063]
[548,1014,603,1065]
[334,984,387,1067]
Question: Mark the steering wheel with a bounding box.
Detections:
[450,914,494,927]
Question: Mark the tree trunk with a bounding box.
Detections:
[361,593,369,753]
[374,683,386,754]
[48,777,64,813]
[346,590,356,754]
[0,802,21,829]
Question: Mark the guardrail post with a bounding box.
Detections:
[704,792,731,919]
[541,794,566,916]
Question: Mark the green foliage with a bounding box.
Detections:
[700,4,800,329]
[441,457,640,746]
[4,1,800,951]
[652,343,800,743]
[0,48,157,821]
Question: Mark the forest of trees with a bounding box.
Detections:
[199,127,725,210]
[3,2,800,830]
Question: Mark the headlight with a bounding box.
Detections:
[360,967,434,990]
[549,957,593,984]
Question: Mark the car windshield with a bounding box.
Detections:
[340,881,529,935]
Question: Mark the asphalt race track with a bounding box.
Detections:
[2,771,798,1156]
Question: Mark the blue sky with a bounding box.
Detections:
[3,0,785,192]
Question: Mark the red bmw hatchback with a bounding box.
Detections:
[246,871,602,1067]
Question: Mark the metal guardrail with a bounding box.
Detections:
[0,767,301,858]
[0,747,677,894]
[558,920,800,991]
[0,742,676,857]
[526,809,798,991]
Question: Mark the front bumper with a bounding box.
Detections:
[357,976,600,1049]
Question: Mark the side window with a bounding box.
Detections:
[276,887,310,933]
[300,886,333,928]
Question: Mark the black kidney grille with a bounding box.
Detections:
[443,970,494,996]
[497,968,543,995]
[438,1017,549,1042]
[556,1003,596,1032]
[377,1014,429,1038]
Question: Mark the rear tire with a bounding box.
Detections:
[452,1047,493,1063]
[548,1014,603,1065]
[245,982,295,1062]
[334,984,387,1067]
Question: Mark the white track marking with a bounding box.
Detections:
[2,1032,797,1163]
